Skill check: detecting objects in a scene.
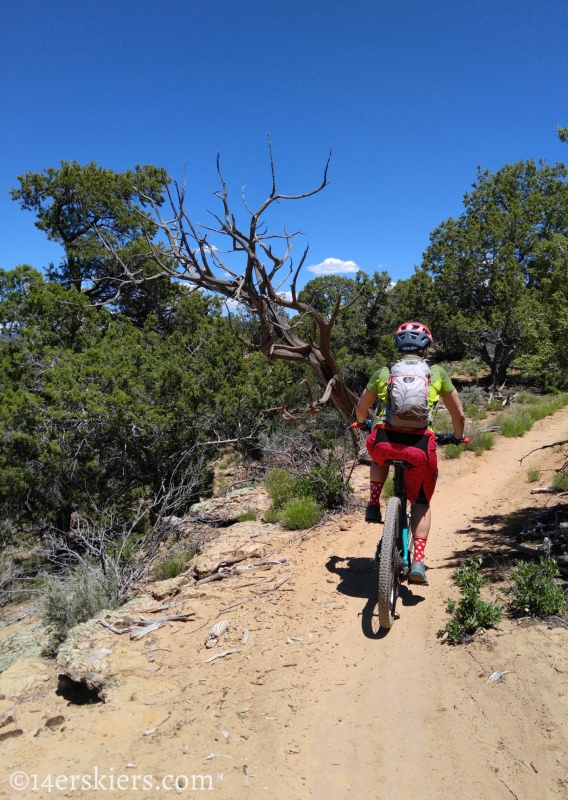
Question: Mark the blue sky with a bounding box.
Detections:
[1,0,567,289]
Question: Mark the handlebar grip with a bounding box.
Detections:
[435,433,469,446]
[350,420,373,432]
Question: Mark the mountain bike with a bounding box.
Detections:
[376,431,468,630]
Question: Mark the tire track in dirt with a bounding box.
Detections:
[296,406,568,800]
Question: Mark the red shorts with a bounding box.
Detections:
[366,424,438,505]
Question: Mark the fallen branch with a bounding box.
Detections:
[205,648,239,663]
[0,611,32,631]
[194,559,272,586]
[130,621,166,640]
[205,619,231,648]
[185,619,212,635]
[233,578,268,589]
[99,612,194,639]
[274,574,293,589]
[504,541,568,578]
[143,712,171,736]
[530,486,555,494]
[194,572,227,586]
[209,552,261,574]
[138,613,194,623]
[98,619,127,635]
[216,597,255,618]
[519,439,568,464]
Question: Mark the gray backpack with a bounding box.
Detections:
[385,359,432,428]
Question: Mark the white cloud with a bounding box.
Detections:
[306,257,361,275]
[278,291,293,302]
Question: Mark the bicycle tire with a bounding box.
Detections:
[378,496,401,629]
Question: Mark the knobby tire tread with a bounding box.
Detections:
[378,496,400,629]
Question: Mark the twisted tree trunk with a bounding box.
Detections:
[93,138,365,430]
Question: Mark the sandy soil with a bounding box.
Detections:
[2,410,568,800]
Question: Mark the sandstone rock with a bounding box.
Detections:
[0,658,50,699]
[193,543,263,580]
[0,619,50,673]
[185,487,271,525]
[55,596,165,698]
[149,575,192,601]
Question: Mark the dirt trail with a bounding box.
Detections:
[2,410,568,799]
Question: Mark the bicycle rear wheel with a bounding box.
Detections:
[378,496,401,629]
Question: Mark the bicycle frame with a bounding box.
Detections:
[390,460,412,569]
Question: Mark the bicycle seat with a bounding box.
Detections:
[384,459,414,468]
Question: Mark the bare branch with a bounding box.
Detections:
[87,141,364,428]
[519,440,568,464]
[260,376,338,421]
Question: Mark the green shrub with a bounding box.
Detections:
[459,386,487,406]
[279,497,323,530]
[153,550,195,581]
[466,405,487,421]
[506,557,566,617]
[382,472,394,498]
[553,444,565,454]
[516,392,540,405]
[527,467,541,483]
[219,452,236,469]
[498,411,533,437]
[441,558,502,644]
[553,472,568,491]
[264,469,295,509]
[43,565,116,646]
[264,507,281,524]
[445,443,465,459]
[432,412,452,434]
[497,394,568,437]
[486,400,503,411]
[464,360,481,377]
[294,457,352,509]
[471,431,495,456]
[237,509,257,522]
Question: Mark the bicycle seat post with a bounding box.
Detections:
[393,463,404,500]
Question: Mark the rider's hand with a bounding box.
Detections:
[437,431,467,446]
[351,419,372,431]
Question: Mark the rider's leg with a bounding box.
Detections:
[409,502,431,584]
[366,462,389,522]
[370,461,389,484]
[410,502,431,540]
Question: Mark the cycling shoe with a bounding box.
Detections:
[409,561,429,585]
[365,505,382,524]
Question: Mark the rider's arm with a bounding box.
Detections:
[441,389,465,440]
[355,388,378,424]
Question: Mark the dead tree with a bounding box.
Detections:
[92,139,361,427]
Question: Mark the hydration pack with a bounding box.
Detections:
[385,359,431,429]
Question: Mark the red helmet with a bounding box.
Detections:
[395,321,433,352]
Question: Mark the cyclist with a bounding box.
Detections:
[353,322,465,585]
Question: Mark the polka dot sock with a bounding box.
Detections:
[369,480,384,507]
[414,537,427,563]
